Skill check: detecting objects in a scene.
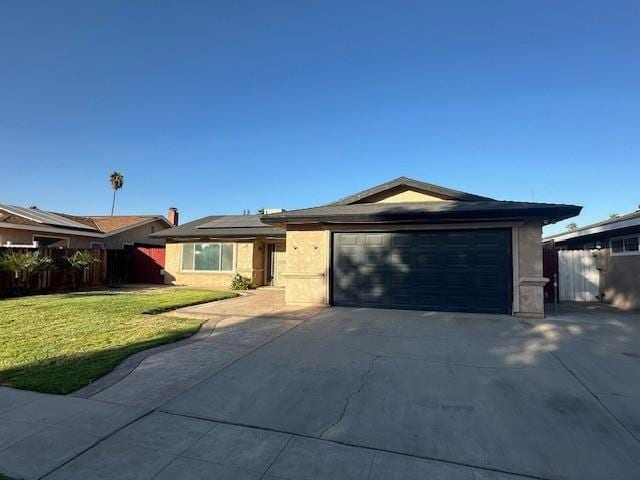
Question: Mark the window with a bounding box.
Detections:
[90,242,105,250]
[33,235,69,248]
[611,239,624,253]
[181,243,234,271]
[611,235,640,256]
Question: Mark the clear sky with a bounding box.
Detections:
[1,1,638,235]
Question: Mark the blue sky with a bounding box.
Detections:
[1,1,638,235]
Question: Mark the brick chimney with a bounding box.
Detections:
[168,207,179,226]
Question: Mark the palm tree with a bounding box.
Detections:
[609,213,620,219]
[566,222,578,231]
[109,171,124,215]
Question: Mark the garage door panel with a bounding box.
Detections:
[417,233,444,247]
[337,252,359,266]
[332,229,511,314]
[446,252,470,266]
[364,234,385,246]
[390,233,412,247]
[417,253,441,266]
[365,253,386,266]
[339,234,359,246]
[391,273,410,287]
[413,272,442,287]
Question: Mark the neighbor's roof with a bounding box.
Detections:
[151,214,285,239]
[261,200,582,225]
[0,204,99,231]
[327,176,494,205]
[88,216,169,234]
[0,204,170,235]
[544,210,640,244]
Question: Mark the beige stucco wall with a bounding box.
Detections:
[514,220,546,317]
[0,227,98,248]
[283,221,548,317]
[284,227,329,306]
[164,239,265,290]
[365,187,448,203]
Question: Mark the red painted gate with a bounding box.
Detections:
[130,245,166,284]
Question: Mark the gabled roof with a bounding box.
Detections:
[151,214,285,239]
[544,210,640,243]
[326,176,494,206]
[261,200,582,225]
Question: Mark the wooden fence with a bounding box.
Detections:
[0,247,107,298]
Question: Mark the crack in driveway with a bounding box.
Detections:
[319,355,381,440]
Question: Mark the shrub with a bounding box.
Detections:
[66,251,101,289]
[66,251,101,270]
[0,251,53,279]
[0,250,54,294]
[230,273,252,290]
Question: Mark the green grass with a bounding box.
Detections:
[0,288,236,394]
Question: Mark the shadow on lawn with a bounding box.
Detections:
[0,331,197,395]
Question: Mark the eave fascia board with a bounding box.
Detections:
[0,222,104,238]
[544,216,640,243]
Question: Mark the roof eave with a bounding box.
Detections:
[262,206,581,225]
[544,215,640,243]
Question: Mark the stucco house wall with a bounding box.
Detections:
[103,220,167,249]
[514,220,546,317]
[284,228,330,306]
[598,250,640,310]
[0,227,99,248]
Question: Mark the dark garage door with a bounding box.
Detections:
[332,229,512,314]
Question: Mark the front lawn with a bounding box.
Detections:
[0,288,235,394]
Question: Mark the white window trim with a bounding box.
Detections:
[180,242,236,273]
[610,234,640,256]
[32,234,70,248]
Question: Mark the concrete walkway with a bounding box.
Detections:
[2,301,640,479]
[0,387,148,479]
[74,288,323,408]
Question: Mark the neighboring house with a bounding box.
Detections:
[154,177,580,317]
[0,204,177,249]
[544,209,640,310]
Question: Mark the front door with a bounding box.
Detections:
[267,242,287,287]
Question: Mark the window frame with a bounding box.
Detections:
[180,242,236,272]
[610,234,640,256]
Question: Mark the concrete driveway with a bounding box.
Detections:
[2,301,639,479]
